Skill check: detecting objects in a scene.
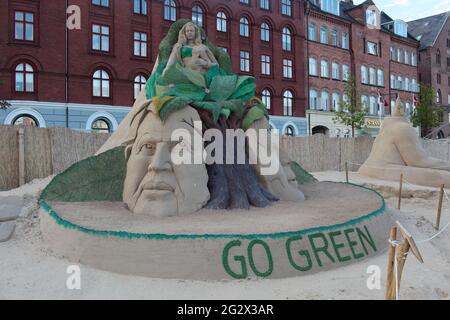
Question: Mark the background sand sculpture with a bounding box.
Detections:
[359,98,450,187]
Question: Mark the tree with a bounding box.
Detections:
[333,75,368,137]
[410,84,443,138]
[0,80,11,110]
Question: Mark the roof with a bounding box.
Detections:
[408,12,449,49]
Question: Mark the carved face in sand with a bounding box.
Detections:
[123,106,209,217]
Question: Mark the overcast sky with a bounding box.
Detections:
[353,0,450,22]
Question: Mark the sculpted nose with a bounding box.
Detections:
[148,142,172,172]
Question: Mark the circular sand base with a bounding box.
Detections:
[39,182,393,280]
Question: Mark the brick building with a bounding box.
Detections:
[409,12,450,138]
[0,0,308,135]
[305,0,420,137]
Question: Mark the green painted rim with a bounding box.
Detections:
[39,182,386,241]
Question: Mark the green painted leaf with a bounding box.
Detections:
[160,96,193,122]
[191,101,222,122]
[221,100,246,119]
[162,63,192,85]
[40,147,126,202]
[241,106,266,130]
[206,75,238,102]
[162,83,206,101]
[291,161,318,185]
[178,64,206,88]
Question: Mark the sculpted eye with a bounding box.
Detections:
[138,142,157,156]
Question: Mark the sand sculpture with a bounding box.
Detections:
[359,98,450,187]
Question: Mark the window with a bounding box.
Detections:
[331,29,338,46]
[436,49,441,65]
[366,9,377,26]
[283,90,294,116]
[283,59,293,79]
[332,62,340,80]
[92,0,109,7]
[216,12,227,32]
[394,20,408,38]
[342,64,350,81]
[320,26,328,44]
[391,74,395,88]
[397,76,403,90]
[282,27,292,51]
[285,126,295,136]
[91,118,111,133]
[405,77,410,91]
[133,32,147,57]
[308,23,316,41]
[261,22,270,42]
[240,51,250,72]
[309,90,318,110]
[342,32,348,49]
[377,69,384,86]
[390,47,395,60]
[411,52,417,66]
[281,0,292,17]
[240,17,250,37]
[240,0,249,4]
[13,115,38,127]
[321,0,340,15]
[134,75,147,99]
[15,11,34,41]
[437,90,442,104]
[321,60,329,78]
[332,93,340,111]
[93,69,110,97]
[369,67,376,85]
[369,96,377,115]
[261,55,271,75]
[397,48,402,63]
[262,89,271,109]
[15,63,34,92]
[367,42,378,56]
[437,73,441,84]
[404,50,410,65]
[260,0,269,10]
[361,65,368,84]
[164,0,177,21]
[133,0,147,15]
[321,91,329,111]
[92,24,110,52]
[309,57,318,76]
[192,5,203,27]
[361,95,368,110]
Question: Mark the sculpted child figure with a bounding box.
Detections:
[359,98,450,187]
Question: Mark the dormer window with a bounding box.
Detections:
[366,9,377,27]
[321,0,340,15]
[394,20,408,38]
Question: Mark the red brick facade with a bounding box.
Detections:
[0,0,306,118]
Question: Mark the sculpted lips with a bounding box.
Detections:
[142,180,175,192]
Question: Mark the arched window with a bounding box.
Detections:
[437,89,442,104]
[13,115,38,127]
[342,32,348,49]
[283,90,294,116]
[285,126,295,136]
[91,118,111,133]
[216,11,227,32]
[397,48,402,63]
[309,89,318,110]
[369,67,376,85]
[15,63,34,92]
[281,0,292,17]
[134,75,147,99]
[369,96,377,115]
[262,89,271,110]
[240,17,250,37]
[377,69,384,86]
[309,57,317,76]
[321,60,329,78]
[320,26,328,44]
[308,23,316,41]
[93,69,110,97]
[361,65,368,84]
[321,91,329,111]
[404,50,410,65]
[164,0,176,21]
[361,95,368,110]
[342,64,350,81]
[405,77,410,91]
[412,52,417,66]
[391,74,395,88]
[192,5,203,27]
[332,92,341,111]
[282,27,292,51]
[261,22,270,42]
[332,62,340,80]
[331,29,338,46]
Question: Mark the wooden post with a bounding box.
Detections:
[436,184,445,230]
[397,174,403,210]
[386,226,397,300]
[345,162,349,184]
[18,128,25,186]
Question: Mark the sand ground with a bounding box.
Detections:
[0,172,449,300]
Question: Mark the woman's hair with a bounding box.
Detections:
[177,22,202,46]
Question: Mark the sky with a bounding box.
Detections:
[354,0,450,22]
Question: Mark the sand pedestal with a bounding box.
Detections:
[39,182,393,280]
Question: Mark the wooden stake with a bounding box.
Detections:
[436,184,445,230]
[345,162,349,183]
[18,128,25,186]
[397,174,403,210]
[386,226,397,300]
